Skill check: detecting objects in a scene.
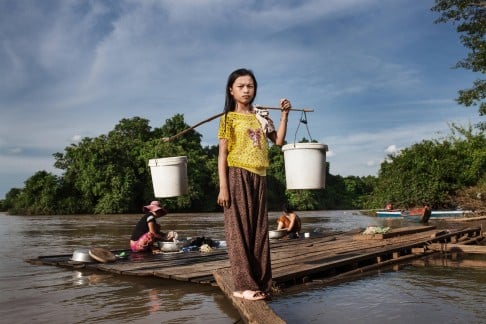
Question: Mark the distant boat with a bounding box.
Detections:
[375,210,402,218]
[376,209,473,220]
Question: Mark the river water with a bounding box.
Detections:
[0,210,484,324]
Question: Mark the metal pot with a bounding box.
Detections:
[158,241,183,252]
[269,229,287,239]
[71,248,94,262]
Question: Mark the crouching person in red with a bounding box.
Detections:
[130,201,168,252]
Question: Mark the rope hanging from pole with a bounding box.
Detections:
[293,110,313,144]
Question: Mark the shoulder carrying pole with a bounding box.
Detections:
[162,107,314,142]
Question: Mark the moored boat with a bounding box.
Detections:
[377,209,473,220]
[431,210,474,218]
[376,210,402,218]
[403,206,432,223]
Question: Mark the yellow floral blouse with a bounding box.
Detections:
[218,112,269,176]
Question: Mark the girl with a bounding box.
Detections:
[217,68,291,301]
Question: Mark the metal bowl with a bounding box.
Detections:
[71,248,95,262]
[158,241,183,252]
[269,229,287,239]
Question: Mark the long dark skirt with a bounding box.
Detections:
[224,167,272,293]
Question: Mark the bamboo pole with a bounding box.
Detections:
[254,105,314,113]
[162,106,314,142]
[162,112,224,142]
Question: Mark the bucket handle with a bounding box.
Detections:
[292,111,313,145]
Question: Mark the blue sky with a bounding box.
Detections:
[0,0,483,199]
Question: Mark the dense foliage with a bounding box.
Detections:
[365,124,486,209]
[432,1,486,129]
[2,115,366,215]
[2,117,484,215]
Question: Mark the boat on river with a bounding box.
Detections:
[375,210,402,218]
[376,209,473,220]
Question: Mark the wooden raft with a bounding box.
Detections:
[27,226,484,324]
[27,226,483,285]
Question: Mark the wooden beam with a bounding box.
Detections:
[213,268,285,324]
[428,243,486,254]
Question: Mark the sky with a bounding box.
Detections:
[0,0,484,199]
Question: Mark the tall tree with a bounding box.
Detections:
[53,117,155,213]
[367,124,485,209]
[11,171,62,215]
[142,113,216,212]
[431,1,486,129]
[5,113,380,214]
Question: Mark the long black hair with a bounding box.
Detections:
[282,203,294,214]
[223,68,258,113]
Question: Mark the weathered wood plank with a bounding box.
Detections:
[272,248,398,282]
[457,236,484,245]
[428,243,486,254]
[353,225,436,240]
[213,268,286,324]
[410,257,486,268]
[153,259,230,281]
[269,229,438,273]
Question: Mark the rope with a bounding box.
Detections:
[293,111,313,145]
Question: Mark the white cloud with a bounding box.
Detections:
[385,144,400,155]
[366,160,377,167]
[71,135,82,143]
[8,147,22,154]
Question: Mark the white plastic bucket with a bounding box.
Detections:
[148,156,188,197]
[282,143,328,189]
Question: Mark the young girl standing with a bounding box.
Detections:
[217,68,291,301]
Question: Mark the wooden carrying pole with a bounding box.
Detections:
[162,107,314,142]
[254,105,314,112]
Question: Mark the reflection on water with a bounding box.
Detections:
[271,263,486,324]
[0,211,484,323]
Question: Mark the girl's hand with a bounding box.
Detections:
[218,188,230,208]
[280,98,291,113]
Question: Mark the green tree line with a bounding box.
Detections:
[1,115,484,215]
[366,124,485,210]
[0,115,361,214]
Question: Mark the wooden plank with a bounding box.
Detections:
[272,247,403,282]
[269,236,390,264]
[271,237,442,283]
[410,257,486,268]
[153,259,230,281]
[353,226,436,240]
[428,243,486,254]
[446,215,486,222]
[428,227,482,242]
[120,269,158,277]
[269,230,436,272]
[213,268,286,324]
[457,236,484,245]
